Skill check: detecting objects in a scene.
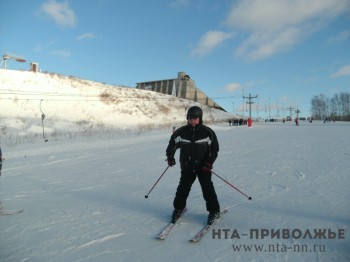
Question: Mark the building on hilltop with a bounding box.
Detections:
[136,72,225,111]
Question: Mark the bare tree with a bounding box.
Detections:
[311,92,350,121]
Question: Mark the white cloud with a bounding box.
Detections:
[51,50,71,58]
[39,0,77,28]
[191,31,234,58]
[168,0,189,8]
[224,0,350,61]
[328,30,350,45]
[34,40,55,52]
[223,83,241,93]
[236,27,303,61]
[76,33,96,41]
[331,65,350,78]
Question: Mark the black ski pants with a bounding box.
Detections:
[173,170,220,212]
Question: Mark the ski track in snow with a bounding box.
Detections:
[1,121,350,262]
[75,233,125,250]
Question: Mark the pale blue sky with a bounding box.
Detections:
[1,0,350,118]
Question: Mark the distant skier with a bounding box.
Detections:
[0,146,2,176]
[165,106,221,225]
[295,118,299,126]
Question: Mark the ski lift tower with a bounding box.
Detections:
[1,53,26,69]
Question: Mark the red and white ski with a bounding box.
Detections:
[157,208,187,240]
[189,209,228,243]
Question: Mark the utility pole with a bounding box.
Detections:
[287,106,294,121]
[295,109,300,126]
[281,103,284,119]
[241,89,245,119]
[256,96,259,121]
[243,93,258,127]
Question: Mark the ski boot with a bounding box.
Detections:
[171,209,183,223]
[207,211,220,225]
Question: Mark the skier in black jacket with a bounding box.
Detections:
[0,146,2,176]
[166,106,220,225]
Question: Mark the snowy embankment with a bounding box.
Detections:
[0,69,235,142]
[0,121,349,262]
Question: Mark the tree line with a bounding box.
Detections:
[311,92,350,121]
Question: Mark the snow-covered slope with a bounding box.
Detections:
[0,69,235,140]
[1,121,349,262]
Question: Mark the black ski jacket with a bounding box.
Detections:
[166,124,219,172]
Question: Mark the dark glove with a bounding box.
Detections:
[167,157,176,167]
[201,161,212,173]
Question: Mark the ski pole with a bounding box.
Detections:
[144,165,170,199]
[206,168,252,200]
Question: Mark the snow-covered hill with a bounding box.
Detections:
[0,69,235,141]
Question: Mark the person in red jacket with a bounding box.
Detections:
[166,106,220,225]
